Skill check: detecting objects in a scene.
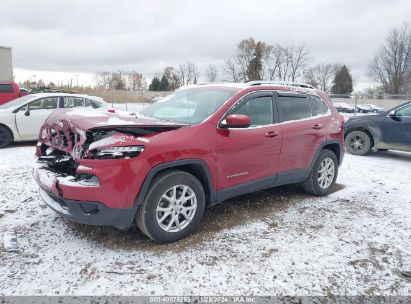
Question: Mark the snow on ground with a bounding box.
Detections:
[0,144,410,296]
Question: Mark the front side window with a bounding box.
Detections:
[277,96,312,123]
[140,88,237,124]
[29,97,58,110]
[396,104,411,117]
[231,96,273,126]
[63,97,85,108]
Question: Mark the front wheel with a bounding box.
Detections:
[0,126,11,148]
[302,149,338,196]
[345,130,372,156]
[137,170,205,243]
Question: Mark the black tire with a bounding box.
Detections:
[302,149,338,196]
[345,130,372,156]
[136,170,205,243]
[0,126,11,148]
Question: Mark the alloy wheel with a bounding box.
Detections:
[156,185,197,232]
[317,157,335,189]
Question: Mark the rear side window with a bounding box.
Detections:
[0,84,13,93]
[277,96,311,122]
[63,97,85,108]
[309,96,329,116]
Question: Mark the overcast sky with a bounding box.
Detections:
[2,0,411,88]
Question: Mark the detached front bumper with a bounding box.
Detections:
[34,164,137,230]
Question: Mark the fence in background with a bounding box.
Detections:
[76,88,171,103]
[330,94,410,109]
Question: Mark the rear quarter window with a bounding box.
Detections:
[0,84,14,93]
[309,96,329,116]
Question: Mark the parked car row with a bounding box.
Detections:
[333,102,385,113]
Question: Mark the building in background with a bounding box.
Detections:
[0,47,13,81]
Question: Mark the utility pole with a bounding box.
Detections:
[74,73,79,88]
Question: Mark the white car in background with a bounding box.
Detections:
[363,103,385,113]
[0,93,111,148]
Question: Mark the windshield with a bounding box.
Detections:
[140,87,238,124]
[0,95,34,110]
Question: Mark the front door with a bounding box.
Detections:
[15,96,59,139]
[215,92,282,190]
[381,103,411,151]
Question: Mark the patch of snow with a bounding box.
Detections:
[88,134,129,151]
[65,110,108,117]
[0,144,410,296]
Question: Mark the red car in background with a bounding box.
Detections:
[0,82,29,105]
[33,81,345,243]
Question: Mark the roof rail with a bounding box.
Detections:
[246,80,316,89]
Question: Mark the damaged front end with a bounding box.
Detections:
[33,110,186,229]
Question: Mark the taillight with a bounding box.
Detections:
[108,108,116,113]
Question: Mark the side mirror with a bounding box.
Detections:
[24,108,30,116]
[388,110,396,116]
[388,110,401,121]
[221,114,251,128]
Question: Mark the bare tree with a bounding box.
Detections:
[128,71,146,91]
[266,44,286,80]
[186,63,199,85]
[206,65,218,83]
[304,63,337,92]
[94,72,111,89]
[221,57,240,82]
[369,23,411,94]
[287,44,310,82]
[178,64,187,86]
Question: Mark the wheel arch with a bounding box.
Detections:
[0,123,14,141]
[135,159,217,208]
[344,127,375,147]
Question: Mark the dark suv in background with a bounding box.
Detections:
[345,101,411,155]
[34,81,345,243]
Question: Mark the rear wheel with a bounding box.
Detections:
[345,130,372,156]
[303,149,338,196]
[0,126,11,148]
[137,170,205,243]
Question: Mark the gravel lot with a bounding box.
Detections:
[0,143,410,296]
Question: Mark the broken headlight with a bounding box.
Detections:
[93,146,144,159]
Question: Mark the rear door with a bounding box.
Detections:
[215,92,282,190]
[15,96,59,139]
[276,93,330,176]
[381,103,411,151]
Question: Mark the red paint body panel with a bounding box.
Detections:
[34,85,344,210]
[0,82,26,105]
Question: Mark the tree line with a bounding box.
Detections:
[90,23,411,95]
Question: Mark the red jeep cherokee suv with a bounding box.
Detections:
[33,82,344,243]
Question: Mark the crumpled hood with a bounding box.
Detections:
[44,108,187,130]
